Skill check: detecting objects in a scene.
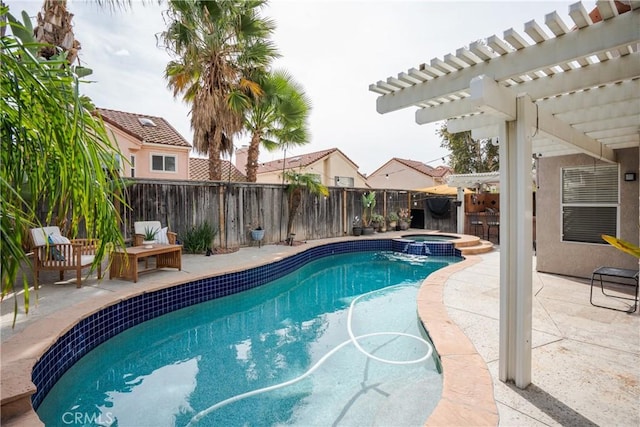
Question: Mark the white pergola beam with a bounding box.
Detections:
[569,2,593,28]
[447,114,503,134]
[416,75,517,124]
[536,79,639,115]
[537,109,616,162]
[469,75,517,120]
[376,12,639,113]
[506,53,639,103]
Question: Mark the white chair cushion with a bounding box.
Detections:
[156,227,170,244]
[134,221,162,236]
[31,226,62,247]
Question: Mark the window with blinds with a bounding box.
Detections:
[561,164,618,244]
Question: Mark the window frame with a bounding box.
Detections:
[334,176,355,187]
[130,154,136,178]
[560,164,619,245]
[150,154,177,173]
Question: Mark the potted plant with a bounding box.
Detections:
[397,208,411,230]
[387,212,399,230]
[361,191,376,235]
[370,213,384,232]
[142,226,158,247]
[250,224,265,248]
[352,216,362,236]
[250,225,265,242]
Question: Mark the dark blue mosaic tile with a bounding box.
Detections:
[32,238,460,409]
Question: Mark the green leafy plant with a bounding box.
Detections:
[370,213,384,224]
[181,222,218,254]
[143,227,158,241]
[1,5,126,324]
[284,171,329,238]
[361,191,376,227]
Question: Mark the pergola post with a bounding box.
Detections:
[499,94,534,388]
[457,187,465,234]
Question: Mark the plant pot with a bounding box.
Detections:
[142,240,156,248]
[250,229,265,241]
[399,221,409,230]
[352,226,362,236]
[362,226,375,235]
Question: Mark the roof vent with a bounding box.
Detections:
[138,117,157,127]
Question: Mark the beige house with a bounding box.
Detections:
[97,108,191,180]
[367,157,451,189]
[189,157,247,182]
[236,146,369,188]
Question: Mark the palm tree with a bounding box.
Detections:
[1,5,126,322]
[160,0,279,180]
[243,69,312,182]
[283,171,329,240]
[33,0,81,64]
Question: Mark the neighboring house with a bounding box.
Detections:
[235,146,369,188]
[97,108,191,180]
[189,157,247,182]
[367,158,451,190]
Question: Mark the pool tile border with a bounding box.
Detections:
[1,237,496,426]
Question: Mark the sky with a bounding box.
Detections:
[9,0,585,175]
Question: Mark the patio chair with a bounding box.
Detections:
[486,211,500,243]
[133,221,177,246]
[590,266,639,313]
[30,226,101,289]
[468,213,484,238]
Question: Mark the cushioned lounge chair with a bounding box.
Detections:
[30,226,101,289]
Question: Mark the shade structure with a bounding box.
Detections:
[415,184,471,195]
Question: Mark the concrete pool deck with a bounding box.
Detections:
[1,233,638,426]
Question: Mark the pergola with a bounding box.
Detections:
[369,1,639,388]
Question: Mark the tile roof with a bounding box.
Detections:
[257,148,360,173]
[189,157,247,182]
[96,108,191,148]
[387,158,452,178]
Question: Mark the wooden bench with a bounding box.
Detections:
[590,266,639,313]
[109,244,182,283]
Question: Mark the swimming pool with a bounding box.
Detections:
[37,251,459,426]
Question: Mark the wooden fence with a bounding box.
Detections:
[122,179,458,248]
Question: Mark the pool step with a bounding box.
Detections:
[458,239,494,255]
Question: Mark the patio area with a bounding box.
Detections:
[1,236,638,426]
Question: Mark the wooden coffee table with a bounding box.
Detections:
[110,244,182,283]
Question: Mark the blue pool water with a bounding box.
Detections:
[37,251,458,426]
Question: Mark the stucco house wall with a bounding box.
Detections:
[99,108,191,181]
[367,164,439,189]
[536,148,639,278]
[367,158,449,190]
[255,149,368,188]
[106,124,190,180]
